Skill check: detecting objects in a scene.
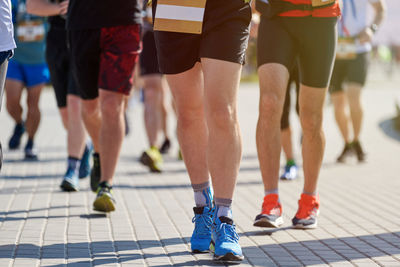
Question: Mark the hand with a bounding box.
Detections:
[357,27,373,44]
[58,0,69,15]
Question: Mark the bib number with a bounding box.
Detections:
[336,38,357,60]
[311,0,335,8]
[154,0,206,34]
[17,20,45,42]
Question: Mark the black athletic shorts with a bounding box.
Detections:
[329,52,369,94]
[68,25,141,100]
[281,64,299,130]
[153,0,252,74]
[257,16,338,88]
[140,30,161,76]
[46,27,79,108]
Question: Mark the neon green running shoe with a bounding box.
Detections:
[93,182,116,212]
[139,146,163,173]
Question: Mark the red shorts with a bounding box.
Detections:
[69,24,141,99]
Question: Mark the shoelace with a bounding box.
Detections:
[192,213,212,237]
[215,222,239,243]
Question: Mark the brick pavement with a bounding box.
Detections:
[0,75,399,266]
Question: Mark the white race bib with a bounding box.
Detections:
[17,20,45,42]
[336,38,357,60]
[154,0,206,34]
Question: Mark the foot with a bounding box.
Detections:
[8,122,25,150]
[280,164,298,180]
[159,138,171,154]
[60,167,79,192]
[191,206,213,253]
[24,139,38,160]
[90,153,101,192]
[292,193,320,229]
[93,182,116,212]
[212,216,243,262]
[352,140,366,162]
[139,147,162,173]
[253,194,283,228]
[79,143,93,179]
[337,143,352,163]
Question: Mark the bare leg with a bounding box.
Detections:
[202,58,242,200]
[281,127,294,161]
[143,75,163,147]
[5,79,24,124]
[166,63,209,184]
[25,84,44,139]
[58,107,68,130]
[346,83,363,141]
[331,91,350,143]
[299,85,327,194]
[67,94,86,158]
[257,64,289,192]
[98,89,126,184]
[81,98,101,153]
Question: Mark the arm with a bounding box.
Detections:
[358,0,386,44]
[26,0,69,17]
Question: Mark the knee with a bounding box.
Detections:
[67,96,81,116]
[82,99,99,118]
[206,105,237,130]
[144,87,159,106]
[176,104,204,128]
[100,96,124,120]
[27,99,40,114]
[300,111,323,135]
[259,93,282,125]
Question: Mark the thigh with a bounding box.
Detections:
[166,62,204,112]
[202,58,242,111]
[329,60,348,94]
[69,29,101,100]
[346,52,369,87]
[257,16,297,71]
[200,0,251,65]
[298,17,338,88]
[99,24,141,96]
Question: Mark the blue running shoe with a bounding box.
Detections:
[190,206,213,253]
[280,164,298,180]
[24,139,38,161]
[79,143,92,179]
[212,216,244,262]
[9,122,25,149]
[60,167,79,192]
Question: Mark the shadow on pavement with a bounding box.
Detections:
[379,118,400,142]
[0,232,399,266]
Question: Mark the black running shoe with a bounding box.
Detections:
[90,153,101,192]
[336,143,352,163]
[93,182,116,212]
[159,138,171,154]
[352,140,366,162]
[9,122,25,149]
[24,139,38,160]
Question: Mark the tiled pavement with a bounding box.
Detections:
[0,72,400,266]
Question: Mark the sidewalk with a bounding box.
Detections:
[0,77,399,266]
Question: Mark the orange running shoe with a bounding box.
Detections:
[292,193,320,229]
[253,194,283,228]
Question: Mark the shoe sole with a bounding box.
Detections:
[213,252,244,262]
[140,152,162,173]
[60,180,79,192]
[93,195,115,212]
[292,222,317,229]
[253,217,284,228]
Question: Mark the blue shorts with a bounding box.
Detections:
[6,60,49,87]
